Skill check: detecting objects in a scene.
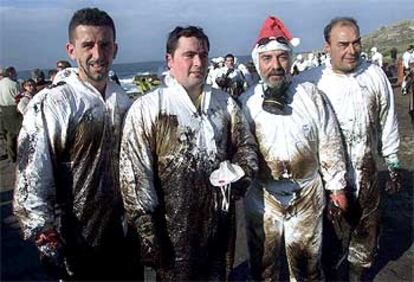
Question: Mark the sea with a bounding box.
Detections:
[17,55,252,94]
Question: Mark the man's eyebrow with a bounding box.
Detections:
[338,37,361,44]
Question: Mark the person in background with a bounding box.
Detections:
[215,53,247,97]
[370,46,383,68]
[56,60,72,72]
[305,52,319,69]
[401,44,414,96]
[13,7,139,281]
[48,69,58,83]
[239,16,347,281]
[16,79,37,115]
[390,47,398,65]
[31,68,50,93]
[119,25,258,281]
[0,66,21,162]
[298,17,401,281]
[290,54,307,75]
[109,69,121,85]
[206,56,224,88]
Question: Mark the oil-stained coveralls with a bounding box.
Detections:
[13,68,132,279]
[298,61,400,268]
[239,80,347,281]
[119,75,258,281]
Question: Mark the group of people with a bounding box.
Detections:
[9,7,403,282]
[0,61,72,162]
[207,53,259,97]
[290,45,385,77]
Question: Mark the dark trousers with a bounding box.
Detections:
[0,106,22,162]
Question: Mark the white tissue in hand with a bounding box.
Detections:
[209,160,245,187]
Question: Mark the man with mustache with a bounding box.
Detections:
[239,16,348,281]
[298,17,401,281]
[13,8,136,280]
[119,25,258,281]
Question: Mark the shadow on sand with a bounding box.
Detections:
[366,169,414,281]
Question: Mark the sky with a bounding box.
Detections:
[0,0,413,71]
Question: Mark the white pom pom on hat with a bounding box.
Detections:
[290,37,300,47]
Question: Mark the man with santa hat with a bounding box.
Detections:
[238,16,348,281]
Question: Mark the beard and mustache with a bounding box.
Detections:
[261,68,291,115]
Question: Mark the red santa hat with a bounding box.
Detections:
[251,16,300,73]
[255,16,300,48]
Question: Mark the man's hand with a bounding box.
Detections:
[385,167,402,194]
[35,229,65,275]
[329,190,348,212]
[136,214,173,269]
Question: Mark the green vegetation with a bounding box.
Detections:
[362,19,414,62]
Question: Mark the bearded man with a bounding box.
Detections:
[239,16,348,281]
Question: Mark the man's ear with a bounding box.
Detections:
[323,42,330,54]
[66,42,76,61]
[166,53,173,70]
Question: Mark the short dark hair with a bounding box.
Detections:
[68,8,116,43]
[166,26,210,55]
[225,53,235,60]
[48,69,58,77]
[31,68,45,81]
[4,66,16,78]
[56,60,72,69]
[324,17,360,43]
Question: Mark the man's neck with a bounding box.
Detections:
[94,83,107,97]
[186,85,203,105]
[82,77,107,98]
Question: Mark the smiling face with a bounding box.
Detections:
[167,36,208,95]
[66,25,117,92]
[325,23,361,74]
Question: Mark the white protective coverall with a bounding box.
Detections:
[13,68,132,278]
[371,50,383,68]
[239,80,347,281]
[402,50,414,69]
[298,60,400,268]
[119,75,258,281]
[214,66,247,97]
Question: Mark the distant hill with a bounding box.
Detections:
[362,19,414,58]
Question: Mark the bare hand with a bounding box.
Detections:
[329,190,348,212]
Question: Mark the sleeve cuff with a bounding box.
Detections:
[384,153,400,169]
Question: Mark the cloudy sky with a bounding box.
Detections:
[0,0,413,70]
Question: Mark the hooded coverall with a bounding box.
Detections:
[298,60,400,268]
[239,81,347,281]
[119,75,258,281]
[13,68,133,279]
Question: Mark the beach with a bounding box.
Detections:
[1,84,413,281]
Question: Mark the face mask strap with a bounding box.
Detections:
[219,184,231,212]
